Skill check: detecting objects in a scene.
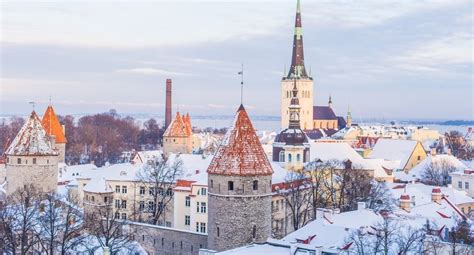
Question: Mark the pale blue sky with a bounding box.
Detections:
[1,0,473,120]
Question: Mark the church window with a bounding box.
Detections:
[279,151,285,162]
[296,154,301,162]
[17,158,21,164]
[228,181,234,191]
[33,158,36,164]
[252,225,257,239]
[288,154,292,162]
[253,180,258,191]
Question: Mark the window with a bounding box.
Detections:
[200,202,207,213]
[279,151,285,162]
[458,181,463,189]
[103,196,108,203]
[201,188,207,196]
[148,201,155,212]
[91,196,95,202]
[139,186,145,195]
[228,181,234,191]
[166,221,171,227]
[296,154,301,162]
[115,200,120,208]
[158,188,164,195]
[252,225,256,239]
[253,180,258,191]
[200,222,206,233]
[196,222,200,232]
[17,158,21,164]
[121,213,127,220]
[33,158,36,164]
[210,180,213,188]
[115,212,120,219]
[122,186,127,194]
[196,202,200,213]
[185,215,190,226]
[271,201,274,211]
[139,201,145,211]
[288,154,292,162]
[465,182,470,189]
[149,187,155,195]
[166,188,173,196]
[217,227,220,237]
[275,200,279,211]
[184,196,191,207]
[115,186,120,193]
[121,200,127,209]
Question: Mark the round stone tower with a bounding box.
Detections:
[207,105,273,252]
[5,111,59,195]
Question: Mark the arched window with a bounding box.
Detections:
[252,225,257,239]
[296,154,301,162]
[288,154,292,162]
[279,151,285,162]
[253,180,258,191]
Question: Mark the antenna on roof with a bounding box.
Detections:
[238,63,244,105]
[29,101,35,111]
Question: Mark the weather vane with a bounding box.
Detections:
[238,63,244,105]
[29,101,35,110]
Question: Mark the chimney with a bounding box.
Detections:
[431,187,442,203]
[399,194,411,211]
[165,79,172,130]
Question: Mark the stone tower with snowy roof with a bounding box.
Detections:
[42,105,67,163]
[163,112,193,157]
[281,0,314,130]
[207,105,273,252]
[5,111,59,195]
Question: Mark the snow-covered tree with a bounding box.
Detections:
[421,158,458,186]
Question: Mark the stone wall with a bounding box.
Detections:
[130,222,208,255]
[5,155,58,195]
[207,174,272,252]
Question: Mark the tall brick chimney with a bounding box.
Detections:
[165,79,172,129]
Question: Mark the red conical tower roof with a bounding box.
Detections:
[163,112,188,137]
[6,111,58,156]
[207,105,273,176]
[42,105,67,144]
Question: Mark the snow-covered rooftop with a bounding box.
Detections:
[369,139,421,169]
[5,111,58,156]
[399,154,468,182]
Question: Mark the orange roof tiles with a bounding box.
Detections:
[207,105,273,176]
[163,112,189,137]
[42,105,67,144]
[183,113,192,136]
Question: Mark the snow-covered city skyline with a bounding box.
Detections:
[1,0,473,119]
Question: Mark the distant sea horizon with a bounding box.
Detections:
[1,112,472,134]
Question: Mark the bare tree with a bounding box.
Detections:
[421,158,458,186]
[395,226,425,254]
[135,156,183,225]
[277,171,312,231]
[36,191,85,255]
[371,217,399,255]
[84,203,134,253]
[365,181,397,212]
[0,185,41,255]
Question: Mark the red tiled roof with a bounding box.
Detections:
[183,113,192,136]
[163,112,189,137]
[207,105,273,176]
[5,111,58,156]
[42,105,67,144]
[175,179,196,188]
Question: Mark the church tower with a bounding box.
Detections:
[5,111,59,195]
[274,80,310,170]
[207,105,273,252]
[281,0,314,130]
